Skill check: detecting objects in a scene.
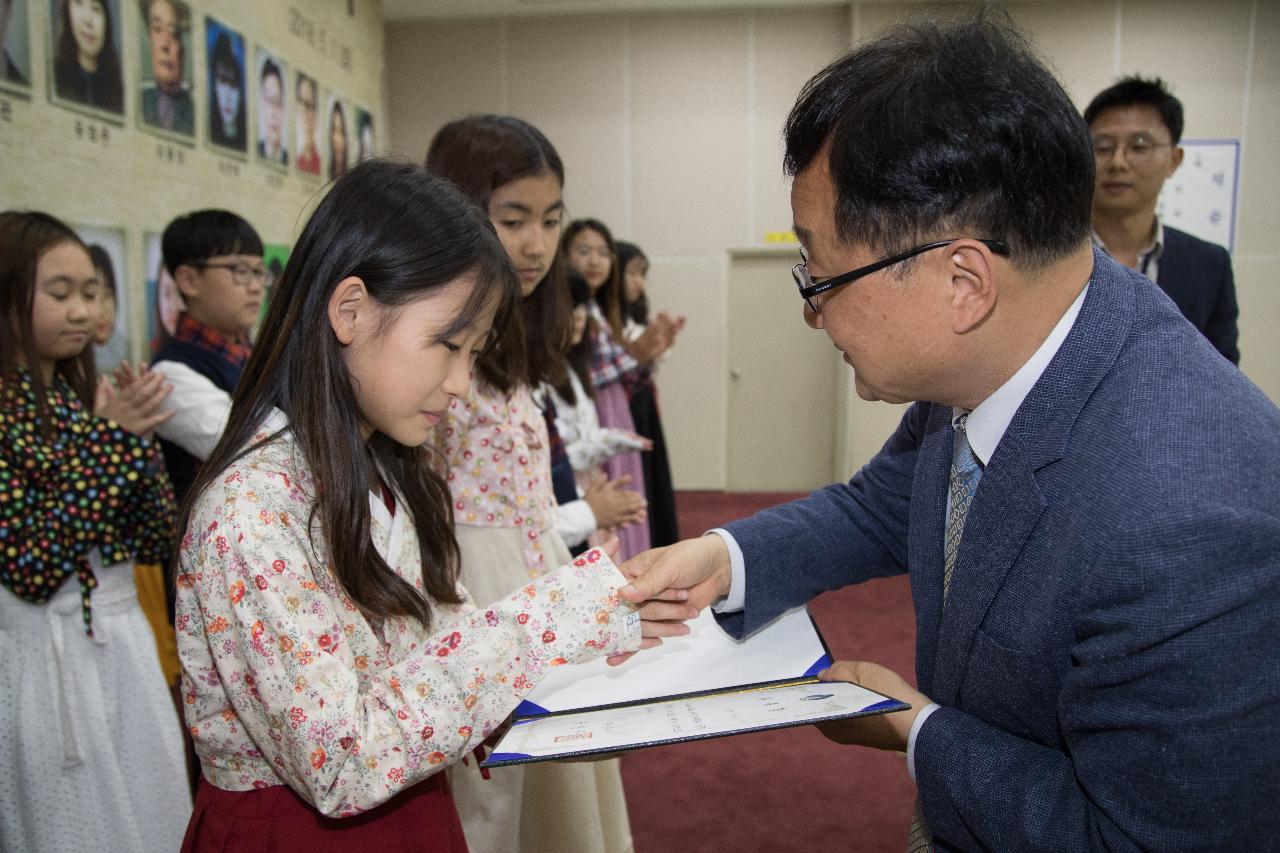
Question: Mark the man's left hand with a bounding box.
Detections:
[815,661,931,752]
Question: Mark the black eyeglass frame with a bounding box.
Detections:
[189,261,269,287]
[793,238,1010,312]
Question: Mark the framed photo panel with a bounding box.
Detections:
[257,242,289,328]
[205,16,246,156]
[0,0,32,96]
[325,90,350,181]
[136,0,195,142]
[47,0,125,121]
[144,231,184,354]
[293,69,320,176]
[355,106,374,162]
[254,47,288,168]
[74,224,130,373]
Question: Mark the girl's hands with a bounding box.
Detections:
[583,473,647,530]
[94,362,175,440]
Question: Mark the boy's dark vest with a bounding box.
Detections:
[151,337,244,508]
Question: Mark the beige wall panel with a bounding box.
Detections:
[1005,1,1117,107]
[749,9,850,241]
[856,3,969,41]
[1234,255,1280,407]
[3,0,385,365]
[505,15,629,231]
[1119,0,1251,139]
[840,390,909,480]
[629,12,751,255]
[646,254,729,489]
[384,19,507,161]
[1236,0,1280,256]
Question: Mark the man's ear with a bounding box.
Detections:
[1168,145,1185,177]
[174,264,200,301]
[328,276,368,346]
[945,241,1000,335]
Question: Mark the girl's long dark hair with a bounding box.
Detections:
[0,211,97,436]
[425,115,570,391]
[554,269,595,407]
[175,160,521,629]
[563,218,625,341]
[54,0,123,112]
[615,240,650,326]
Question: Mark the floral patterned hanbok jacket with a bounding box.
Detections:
[175,416,640,817]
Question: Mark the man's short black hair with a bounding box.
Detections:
[1083,76,1184,144]
[162,209,263,275]
[783,13,1094,270]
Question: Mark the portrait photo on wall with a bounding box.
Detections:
[294,69,320,176]
[74,224,130,373]
[254,47,288,168]
[1,0,32,95]
[355,106,374,162]
[257,242,289,328]
[326,91,350,181]
[48,0,125,120]
[144,230,183,354]
[137,0,194,141]
[205,16,246,155]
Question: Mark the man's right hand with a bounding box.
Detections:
[608,535,733,665]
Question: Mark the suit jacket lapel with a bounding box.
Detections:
[930,435,1045,704]
[922,249,1135,705]
[909,403,954,696]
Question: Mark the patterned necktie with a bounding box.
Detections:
[908,414,984,853]
[943,413,982,601]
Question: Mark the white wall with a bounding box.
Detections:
[387,1,1280,489]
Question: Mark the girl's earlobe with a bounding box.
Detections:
[328,276,368,346]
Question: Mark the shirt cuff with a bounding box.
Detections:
[906,702,941,782]
[706,529,745,613]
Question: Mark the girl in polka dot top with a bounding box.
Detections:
[0,211,190,852]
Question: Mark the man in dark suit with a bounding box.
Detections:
[617,15,1280,851]
[1085,76,1239,363]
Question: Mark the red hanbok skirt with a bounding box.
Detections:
[181,773,468,853]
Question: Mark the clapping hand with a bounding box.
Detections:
[94,362,174,439]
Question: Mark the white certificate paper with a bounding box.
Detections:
[517,605,832,717]
[483,605,909,767]
[485,681,904,765]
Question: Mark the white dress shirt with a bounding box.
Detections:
[711,284,1089,779]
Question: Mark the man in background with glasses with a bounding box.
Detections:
[617,14,1279,851]
[1085,76,1239,363]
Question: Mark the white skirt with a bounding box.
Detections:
[0,557,191,853]
[448,523,634,853]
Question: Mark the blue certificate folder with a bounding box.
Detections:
[482,606,909,767]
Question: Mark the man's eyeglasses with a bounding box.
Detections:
[793,239,1010,312]
[191,261,268,288]
[1091,134,1172,164]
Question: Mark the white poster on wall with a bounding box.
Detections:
[1157,139,1239,252]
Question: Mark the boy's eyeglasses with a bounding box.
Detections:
[191,262,268,287]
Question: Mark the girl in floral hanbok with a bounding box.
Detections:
[172,160,642,851]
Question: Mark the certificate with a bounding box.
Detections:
[483,606,909,767]
[485,680,904,766]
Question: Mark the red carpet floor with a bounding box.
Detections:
[619,491,919,853]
